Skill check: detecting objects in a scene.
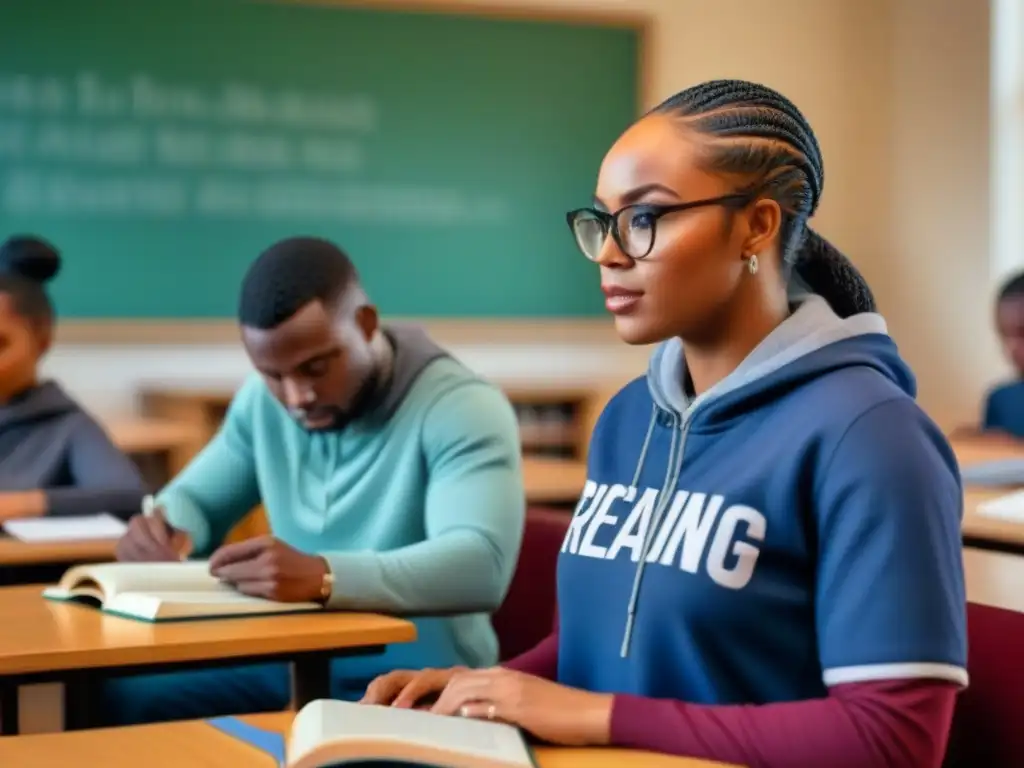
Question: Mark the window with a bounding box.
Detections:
[992,0,1024,281]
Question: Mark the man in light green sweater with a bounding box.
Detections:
[105,236,525,724]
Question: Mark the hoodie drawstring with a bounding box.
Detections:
[620,406,688,658]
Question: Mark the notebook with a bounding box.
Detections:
[3,513,127,542]
[42,561,321,622]
[213,699,536,768]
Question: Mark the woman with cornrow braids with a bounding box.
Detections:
[361,80,965,768]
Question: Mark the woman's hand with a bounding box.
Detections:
[431,667,613,747]
[361,667,466,708]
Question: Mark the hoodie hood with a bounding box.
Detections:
[365,324,450,421]
[0,381,78,431]
[646,294,913,423]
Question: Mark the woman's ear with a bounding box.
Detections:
[742,198,783,257]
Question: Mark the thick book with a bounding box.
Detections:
[41,561,321,622]
[281,698,535,768]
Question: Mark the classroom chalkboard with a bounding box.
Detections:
[0,0,639,319]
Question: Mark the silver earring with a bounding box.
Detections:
[747,254,759,275]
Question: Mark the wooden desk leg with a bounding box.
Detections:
[290,654,332,710]
[0,684,18,735]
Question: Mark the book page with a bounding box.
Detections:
[976,489,1024,522]
[291,700,532,767]
[65,561,225,599]
[108,591,319,622]
[4,514,127,542]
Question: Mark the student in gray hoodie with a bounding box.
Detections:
[0,236,147,521]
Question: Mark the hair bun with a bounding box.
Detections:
[0,235,62,284]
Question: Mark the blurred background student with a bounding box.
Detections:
[975,272,1024,438]
[0,235,147,522]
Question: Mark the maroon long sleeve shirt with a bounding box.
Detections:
[503,629,957,768]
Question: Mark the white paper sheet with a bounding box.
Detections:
[3,514,127,542]
[975,490,1024,523]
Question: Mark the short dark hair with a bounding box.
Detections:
[651,79,876,319]
[238,237,359,329]
[0,235,61,324]
[997,271,1024,304]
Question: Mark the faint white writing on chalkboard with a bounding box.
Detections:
[0,70,510,225]
[0,72,377,132]
[1,170,508,225]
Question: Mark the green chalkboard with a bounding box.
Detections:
[0,0,638,319]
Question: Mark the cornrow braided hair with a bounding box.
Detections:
[651,79,876,318]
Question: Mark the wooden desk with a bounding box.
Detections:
[951,434,1024,467]
[522,456,587,504]
[962,488,1024,549]
[0,586,415,735]
[0,538,116,569]
[105,417,206,487]
[0,712,736,767]
[949,436,1024,551]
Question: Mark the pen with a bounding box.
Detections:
[142,495,189,561]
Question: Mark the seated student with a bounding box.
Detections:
[362,80,966,768]
[978,271,1024,438]
[106,236,524,725]
[0,235,147,522]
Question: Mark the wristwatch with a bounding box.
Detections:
[317,557,335,605]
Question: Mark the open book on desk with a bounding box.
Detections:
[223,698,535,768]
[42,561,321,622]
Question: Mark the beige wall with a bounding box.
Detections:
[49,0,997,429]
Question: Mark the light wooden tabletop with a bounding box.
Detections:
[522,456,586,504]
[962,488,1024,546]
[951,434,1024,467]
[0,537,116,567]
[104,417,204,455]
[951,436,1024,546]
[0,586,415,676]
[0,712,736,767]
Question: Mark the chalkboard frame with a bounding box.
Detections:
[45,0,651,345]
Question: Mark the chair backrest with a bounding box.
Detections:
[492,507,569,661]
[944,601,1024,766]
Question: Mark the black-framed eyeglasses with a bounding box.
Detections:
[565,192,755,262]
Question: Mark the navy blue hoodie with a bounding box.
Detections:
[0,382,148,519]
[557,295,967,705]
